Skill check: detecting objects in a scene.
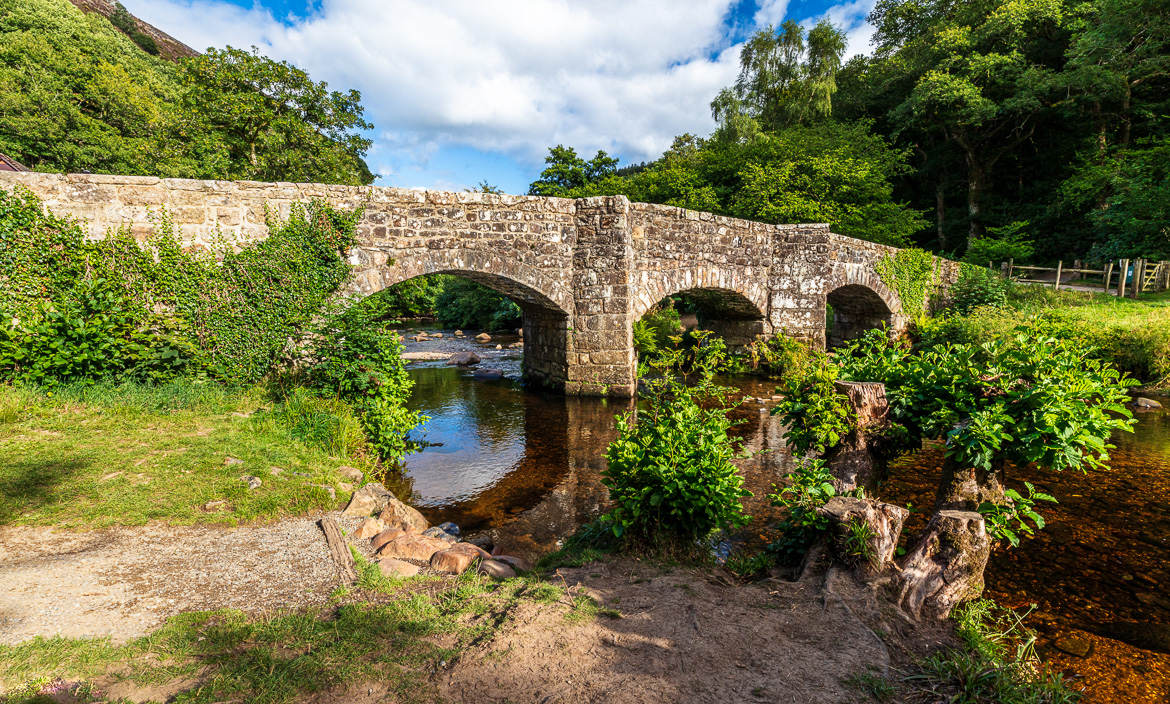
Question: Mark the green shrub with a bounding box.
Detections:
[601,333,752,547]
[262,388,367,458]
[963,221,1034,266]
[632,303,682,361]
[951,265,1011,313]
[767,458,861,563]
[433,277,521,330]
[770,346,853,456]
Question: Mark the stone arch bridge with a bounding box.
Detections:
[2,172,958,397]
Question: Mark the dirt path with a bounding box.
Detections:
[0,512,367,644]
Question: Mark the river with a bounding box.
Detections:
[392,324,1170,703]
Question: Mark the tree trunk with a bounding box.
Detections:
[1120,80,1133,147]
[895,510,991,620]
[936,177,947,251]
[825,381,890,495]
[966,159,986,246]
[935,455,1006,512]
[817,496,908,576]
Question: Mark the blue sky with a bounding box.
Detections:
[124,0,875,194]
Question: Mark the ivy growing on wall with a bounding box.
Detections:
[0,186,361,384]
[874,248,938,323]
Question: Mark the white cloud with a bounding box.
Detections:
[121,0,876,190]
[124,0,744,186]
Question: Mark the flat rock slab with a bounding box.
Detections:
[0,514,365,645]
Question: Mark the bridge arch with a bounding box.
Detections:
[824,266,902,348]
[345,247,573,390]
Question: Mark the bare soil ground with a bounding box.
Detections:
[1,518,957,703]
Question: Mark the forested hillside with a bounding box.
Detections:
[532,0,1169,262]
[0,0,374,184]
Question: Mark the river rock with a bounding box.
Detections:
[337,466,364,482]
[1133,397,1163,409]
[431,543,492,575]
[446,351,481,366]
[372,528,407,551]
[473,368,504,380]
[377,533,450,562]
[454,330,464,336]
[508,342,523,349]
[379,497,429,533]
[342,482,394,517]
[495,344,502,350]
[378,559,420,578]
[478,560,516,579]
[436,521,460,536]
[432,332,443,338]
[476,333,491,342]
[422,526,459,544]
[493,555,533,572]
[353,518,385,540]
[240,475,262,490]
[1054,634,1094,658]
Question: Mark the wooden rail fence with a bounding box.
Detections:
[999,258,1170,297]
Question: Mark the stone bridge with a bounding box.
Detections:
[2,172,958,397]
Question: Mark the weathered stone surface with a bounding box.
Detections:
[478,560,516,579]
[378,497,429,533]
[371,528,406,551]
[1134,397,1163,409]
[224,457,244,466]
[378,558,421,578]
[437,521,460,536]
[473,368,504,380]
[240,475,262,490]
[475,333,491,342]
[1,171,962,398]
[492,555,533,572]
[341,489,377,517]
[353,518,384,540]
[430,543,492,574]
[377,533,450,562]
[337,466,364,482]
[446,351,480,366]
[422,526,459,544]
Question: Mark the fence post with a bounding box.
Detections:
[1007,258,1015,279]
[1103,261,1114,294]
[1054,260,1062,290]
[1158,261,1170,292]
[1134,259,1146,298]
[1119,259,1129,297]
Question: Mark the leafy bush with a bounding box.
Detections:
[978,482,1057,548]
[767,458,857,563]
[601,333,752,547]
[951,265,1011,313]
[770,346,853,456]
[433,277,521,331]
[632,303,682,361]
[963,221,1035,266]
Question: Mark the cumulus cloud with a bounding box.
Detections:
[122,0,875,189]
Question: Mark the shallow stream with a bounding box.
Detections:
[393,324,1170,702]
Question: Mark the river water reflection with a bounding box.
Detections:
[391,327,1170,702]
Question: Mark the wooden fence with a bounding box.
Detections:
[999,258,1170,297]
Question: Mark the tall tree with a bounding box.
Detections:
[711,19,848,140]
[527,145,619,197]
[181,46,374,185]
[867,0,1067,245]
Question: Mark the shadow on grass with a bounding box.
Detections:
[0,458,90,525]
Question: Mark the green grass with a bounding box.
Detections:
[922,286,1170,385]
[0,568,611,704]
[0,379,376,528]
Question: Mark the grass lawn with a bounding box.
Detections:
[0,380,376,528]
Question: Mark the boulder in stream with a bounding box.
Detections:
[1133,397,1163,409]
[473,368,504,380]
[446,351,481,366]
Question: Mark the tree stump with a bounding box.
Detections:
[935,454,1007,512]
[895,510,990,620]
[825,381,891,494]
[817,497,908,575]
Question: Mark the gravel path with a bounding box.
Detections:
[0,512,368,644]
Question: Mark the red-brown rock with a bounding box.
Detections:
[371,528,407,552]
[376,533,449,562]
[430,543,492,574]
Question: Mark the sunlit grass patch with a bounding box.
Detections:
[0,380,375,528]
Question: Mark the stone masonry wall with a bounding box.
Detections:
[1,171,957,396]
